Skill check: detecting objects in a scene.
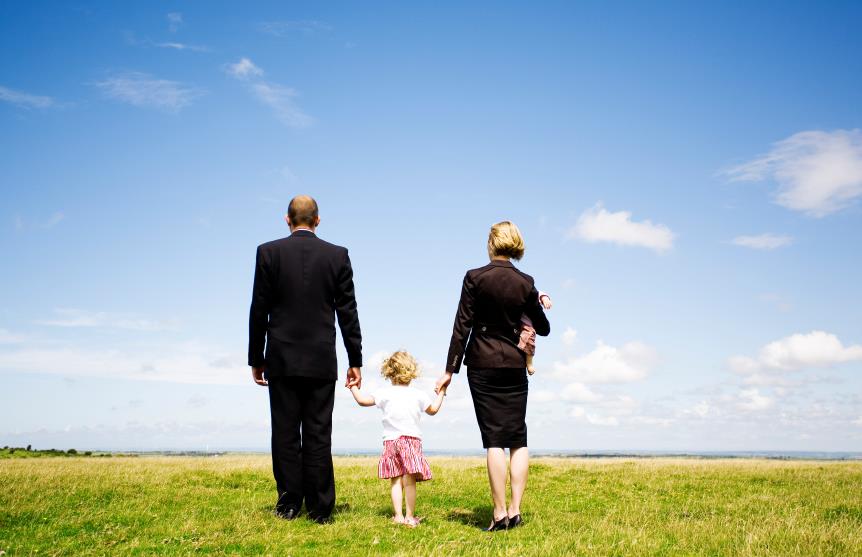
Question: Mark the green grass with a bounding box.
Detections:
[1,456,861,555]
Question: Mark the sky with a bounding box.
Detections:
[1,1,861,453]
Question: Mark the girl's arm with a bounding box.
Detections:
[425,389,446,415]
[349,386,376,407]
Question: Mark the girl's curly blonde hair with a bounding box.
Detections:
[380,351,419,385]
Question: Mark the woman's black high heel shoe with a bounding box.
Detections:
[485,515,509,531]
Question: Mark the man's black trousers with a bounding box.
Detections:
[267,376,336,519]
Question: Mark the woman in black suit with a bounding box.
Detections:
[436,221,550,531]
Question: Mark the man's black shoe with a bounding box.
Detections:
[275,507,300,520]
[307,513,332,524]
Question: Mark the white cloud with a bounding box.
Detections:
[156,42,209,52]
[738,388,773,411]
[259,20,332,36]
[167,12,183,33]
[530,390,559,403]
[250,82,313,128]
[553,340,658,384]
[689,401,710,418]
[35,308,179,332]
[730,331,862,373]
[560,382,601,403]
[0,340,245,385]
[724,129,862,217]
[225,59,312,128]
[569,203,674,253]
[562,327,577,346]
[570,406,618,426]
[732,234,793,250]
[0,329,27,344]
[225,58,264,79]
[95,72,203,112]
[0,85,55,109]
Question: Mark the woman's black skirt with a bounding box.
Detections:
[467,367,528,449]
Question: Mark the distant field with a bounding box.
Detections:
[1,456,861,556]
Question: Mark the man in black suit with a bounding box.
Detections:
[248,195,362,522]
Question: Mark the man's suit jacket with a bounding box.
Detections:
[248,230,362,380]
[446,260,550,374]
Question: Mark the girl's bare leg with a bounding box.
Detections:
[390,477,404,522]
[508,447,529,517]
[403,474,417,523]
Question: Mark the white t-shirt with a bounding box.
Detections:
[373,385,433,441]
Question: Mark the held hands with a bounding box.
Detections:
[434,372,452,395]
[345,367,362,389]
[251,366,268,387]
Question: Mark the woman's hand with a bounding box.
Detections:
[435,372,453,394]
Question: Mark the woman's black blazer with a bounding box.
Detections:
[446,260,550,374]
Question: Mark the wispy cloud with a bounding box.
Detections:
[225,57,312,128]
[732,233,793,250]
[95,72,204,112]
[13,212,64,231]
[35,308,180,332]
[155,42,209,52]
[723,129,862,217]
[167,12,183,33]
[0,340,244,385]
[259,20,332,36]
[0,329,27,344]
[250,82,313,128]
[569,203,674,253]
[225,57,263,79]
[0,85,55,109]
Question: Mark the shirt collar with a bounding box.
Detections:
[291,228,316,236]
[489,259,514,267]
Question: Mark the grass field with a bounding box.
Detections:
[1,455,861,556]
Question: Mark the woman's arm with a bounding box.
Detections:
[524,286,551,336]
[444,272,476,375]
[425,389,446,416]
[349,386,376,407]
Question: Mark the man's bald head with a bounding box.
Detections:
[287,195,320,229]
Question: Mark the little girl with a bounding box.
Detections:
[520,290,553,375]
[349,350,445,527]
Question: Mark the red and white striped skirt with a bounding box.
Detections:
[378,436,432,481]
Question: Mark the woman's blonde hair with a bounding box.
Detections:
[487,221,525,260]
[380,351,420,385]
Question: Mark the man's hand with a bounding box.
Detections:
[345,367,362,389]
[252,366,268,387]
[435,372,453,394]
[540,294,553,310]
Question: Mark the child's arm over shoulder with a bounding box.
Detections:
[350,385,376,407]
[425,388,446,416]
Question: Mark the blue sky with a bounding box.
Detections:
[2,1,861,452]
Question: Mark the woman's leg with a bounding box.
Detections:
[390,477,404,521]
[486,448,508,520]
[508,447,529,517]
[403,473,417,522]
